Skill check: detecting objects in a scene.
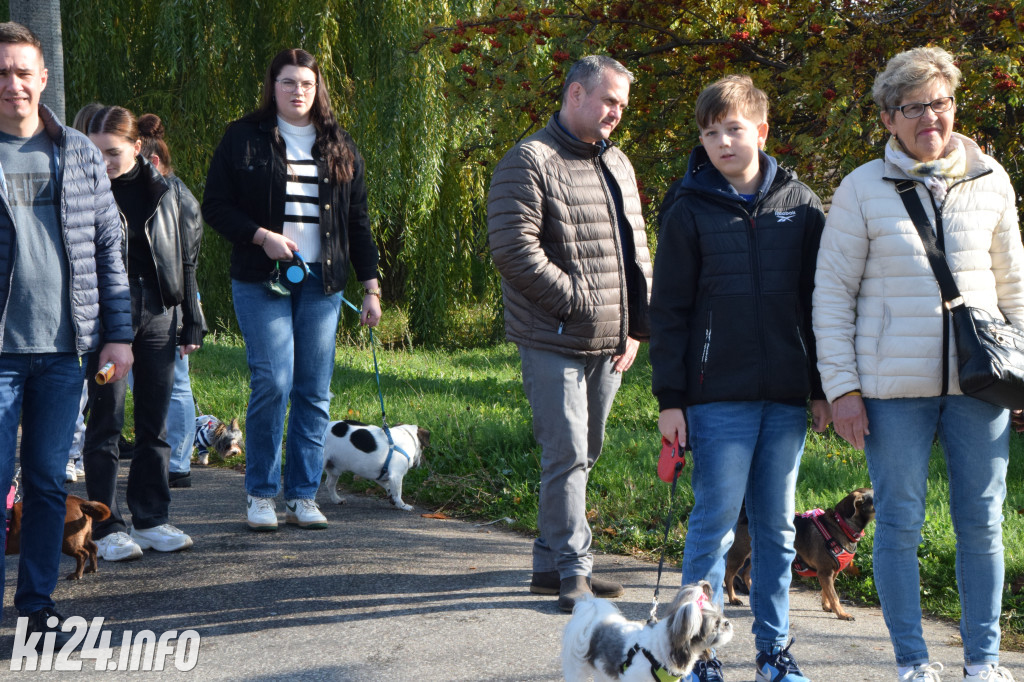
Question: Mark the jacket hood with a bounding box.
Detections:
[659,147,785,222]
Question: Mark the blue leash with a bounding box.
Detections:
[340,294,411,480]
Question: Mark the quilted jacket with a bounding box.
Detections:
[812,133,1024,402]
[487,115,652,356]
[0,106,131,353]
[650,147,825,411]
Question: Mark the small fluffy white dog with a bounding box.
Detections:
[320,420,429,511]
[562,581,732,682]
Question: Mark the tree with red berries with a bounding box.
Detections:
[421,0,1024,221]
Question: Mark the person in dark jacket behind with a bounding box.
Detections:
[0,22,132,646]
[82,105,203,561]
[650,75,828,682]
[202,48,381,532]
[487,55,653,613]
[138,112,206,489]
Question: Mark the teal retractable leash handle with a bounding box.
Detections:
[340,294,410,480]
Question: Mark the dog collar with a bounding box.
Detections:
[832,510,865,542]
[621,644,682,682]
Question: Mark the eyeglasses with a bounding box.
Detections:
[276,78,316,94]
[890,96,955,119]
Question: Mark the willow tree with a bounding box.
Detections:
[57,0,484,345]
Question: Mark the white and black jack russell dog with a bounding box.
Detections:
[319,420,429,511]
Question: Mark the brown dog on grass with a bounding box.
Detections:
[6,494,111,580]
[724,488,875,621]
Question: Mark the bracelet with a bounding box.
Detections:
[364,287,381,297]
[255,229,267,247]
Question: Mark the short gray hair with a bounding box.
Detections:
[561,55,634,104]
[872,47,961,110]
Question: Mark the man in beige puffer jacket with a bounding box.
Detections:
[487,55,652,612]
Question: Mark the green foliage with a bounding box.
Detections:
[422,0,1024,224]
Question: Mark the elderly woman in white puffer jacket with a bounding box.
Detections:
[813,47,1024,682]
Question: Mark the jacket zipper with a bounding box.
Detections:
[699,309,712,385]
[747,213,768,397]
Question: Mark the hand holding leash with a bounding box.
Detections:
[256,228,298,261]
[657,408,687,449]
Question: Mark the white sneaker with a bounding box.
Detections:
[284,498,327,529]
[246,495,278,531]
[74,460,85,479]
[64,461,77,483]
[965,665,1016,681]
[130,524,193,552]
[95,532,143,561]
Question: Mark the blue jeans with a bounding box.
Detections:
[864,396,1008,667]
[167,353,196,474]
[518,346,621,578]
[683,400,806,653]
[232,265,341,500]
[0,352,86,616]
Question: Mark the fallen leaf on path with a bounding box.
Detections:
[421,512,450,519]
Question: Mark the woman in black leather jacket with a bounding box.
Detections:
[82,105,202,561]
[203,48,381,532]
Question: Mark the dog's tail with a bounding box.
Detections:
[561,595,602,677]
[77,499,112,522]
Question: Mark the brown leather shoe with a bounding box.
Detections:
[557,575,591,612]
[531,571,624,598]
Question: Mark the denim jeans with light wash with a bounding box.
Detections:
[864,396,1008,668]
[518,346,621,578]
[683,400,806,653]
[232,264,341,500]
[0,352,86,616]
[167,352,196,474]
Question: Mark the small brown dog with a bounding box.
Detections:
[724,488,875,621]
[6,494,111,580]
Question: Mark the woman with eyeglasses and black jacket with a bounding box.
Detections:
[202,48,381,532]
[82,105,203,562]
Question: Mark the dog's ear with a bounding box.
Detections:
[835,492,858,519]
[698,580,713,600]
[417,427,431,449]
[230,417,241,431]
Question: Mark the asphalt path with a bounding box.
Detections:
[1,466,1021,680]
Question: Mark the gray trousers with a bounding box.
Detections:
[518,345,622,578]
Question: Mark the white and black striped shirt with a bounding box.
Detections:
[277,117,321,262]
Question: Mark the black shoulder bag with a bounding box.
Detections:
[896,179,1024,409]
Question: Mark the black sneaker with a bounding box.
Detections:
[168,471,192,488]
[691,655,725,682]
[24,607,76,651]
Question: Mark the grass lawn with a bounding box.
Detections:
[178,334,1024,638]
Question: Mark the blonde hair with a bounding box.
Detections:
[695,74,768,130]
[872,47,961,110]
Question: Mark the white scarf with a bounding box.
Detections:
[885,135,967,203]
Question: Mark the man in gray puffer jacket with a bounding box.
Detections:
[0,22,132,650]
[487,55,652,612]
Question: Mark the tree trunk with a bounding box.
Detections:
[10,0,65,123]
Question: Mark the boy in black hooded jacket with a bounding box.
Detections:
[650,74,828,682]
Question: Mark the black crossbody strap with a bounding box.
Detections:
[895,180,964,308]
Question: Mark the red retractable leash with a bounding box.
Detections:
[648,436,690,623]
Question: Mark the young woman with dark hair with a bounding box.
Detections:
[203,48,381,531]
[82,105,204,560]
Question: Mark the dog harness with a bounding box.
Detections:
[193,415,218,457]
[792,508,863,577]
[621,643,682,682]
[376,424,411,482]
[620,593,708,682]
